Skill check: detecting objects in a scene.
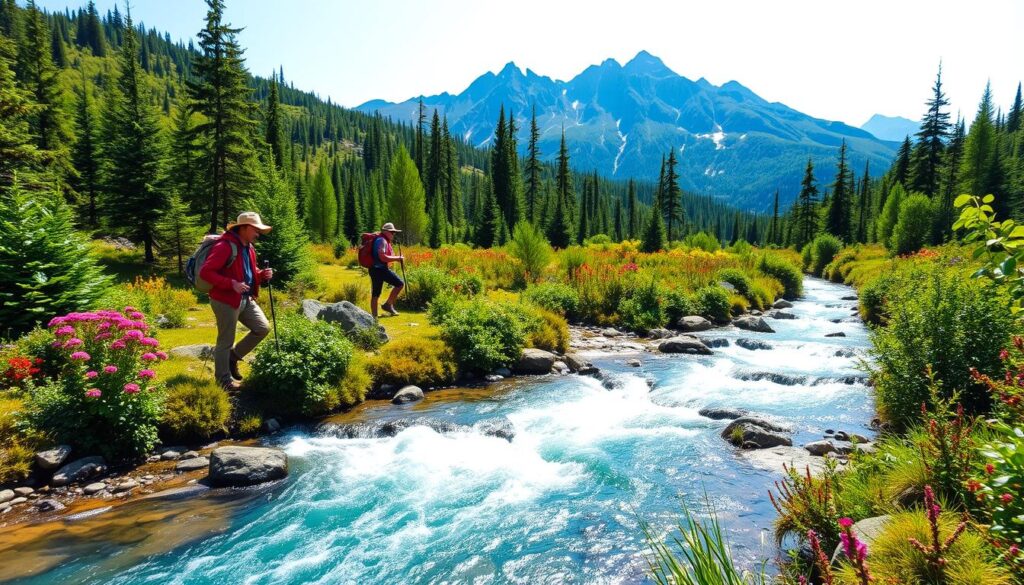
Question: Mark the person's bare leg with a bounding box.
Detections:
[370,295,379,319]
[385,285,403,308]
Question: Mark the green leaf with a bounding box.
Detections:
[954,194,973,207]
[1002,257,1017,275]
[983,194,995,203]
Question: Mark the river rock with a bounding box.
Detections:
[841,295,858,301]
[647,328,674,339]
[698,407,748,420]
[700,338,730,348]
[35,445,72,471]
[659,336,713,355]
[729,416,790,433]
[825,332,846,338]
[83,482,106,495]
[831,516,891,564]
[722,418,792,449]
[551,361,570,374]
[767,310,797,320]
[0,490,13,504]
[35,499,65,512]
[303,299,389,344]
[849,433,870,444]
[52,456,106,487]
[8,497,27,505]
[736,338,773,351]
[732,316,774,333]
[677,316,713,332]
[601,328,623,337]
[626,359,642,367]
[804,440,836,456]
[772,299,794,309]
[515,349,559,375]
[176,457,210,472]
[475,418,515,442]
[834,431,849,441]
[834,348,855,358]
[113,479,139,492]
[562,353,590,372]
[13,487,33,497]
[209,446,288,487]
[169,344,214,360]
[484,374,503,383]
[182,450,200,460]
[160,447,186,460]
[392,385,424,405]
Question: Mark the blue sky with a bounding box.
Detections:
[34,0,1024,127]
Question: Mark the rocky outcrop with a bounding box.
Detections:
[732,316,774,333]
[51,456,107,487]
[804,440,836,456]
[658,336,713,355]
[35,445,72,470]
[677,316,713,332]
[302,299,388,343]
[515,349,559,375]
[392,385,424,405]
[722,417,792,448]
[209,446,288,487]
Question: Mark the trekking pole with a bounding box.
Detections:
[395,240,409,299]
[264,260,280,353]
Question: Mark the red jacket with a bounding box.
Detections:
[199,231,262,309]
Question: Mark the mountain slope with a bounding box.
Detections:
[860,114,920,142]
[357,51,897,212]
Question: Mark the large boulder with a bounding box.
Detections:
[515,349,559,375]
[736,338,773,351]
[732,316,774,333]
[209,446,288,487]
[722,417,792,449]
[659,336,713,355]
[767,310,797,320]
[831,516,891,564]
[804,440,837,456]
[647,328,674,339]
[51,456,106,487]
[677,316,713,332]
[35,445,72,470]
[562,353,590,372]
[392,385,424,405]
[773,299,794,309]
[302,299,388,344]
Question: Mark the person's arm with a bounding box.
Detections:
[199,241,241,291]
[375,239,403,263]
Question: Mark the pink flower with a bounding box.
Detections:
[140,337,160,347]
[110,340,126,350]
[986,463,996,474]
[838,517,854,529]
[70,351,90,361]
[93,332,112,341]
[128,311,145,320]
[64,338,83,348]
[98,322,111,330]
[48,316,66,327]
[122,330,144,340]
[103,365,118,374]
[123,306,137,313]
[155,351,169,360]
[137,369,156,379]
[85,388,102,398]
[141,353,158,362]
[123,383,140,394]
[85,370,98,379]
[55,325,75,337]
[1002,493,1014,503]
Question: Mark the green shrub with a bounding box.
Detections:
[682,231,721,252]
[809,233,843,276]
[430,298,533,373]
[662,288,697,324]
[717,268,752,298]
[332,235,350,259]
[0,397,36,484]
[160,375,231,441]
[870,265,1014,428]
[236,412,263,436]
[24,308,166,461]
[973,422,1024,554]
[339,354,372,407]
[368,337,458,388]
[523,282,581,320]
[400,265,453,310]
[246,314,354,417]
[508,221,554,285]
[727,293,749,316]
[725,239,753,257]
[801,243,813,271]
[560,246,587,280]
[693,286,731,324]
[824,247,859,283]
[584,234,612,247]
[757,253,803,299]
[525,306,570,354]
[858,270,898,325]
[619,278,666,333]
[891,193,934,256]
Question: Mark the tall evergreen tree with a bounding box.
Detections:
[17,1,69,172]
[306,162,336,242]
[264,78,285,169]
[627,179,639,239]
[424,109,443,213]
[169,97,202,212]
[769,189,780,245]
[909,66,951,198]
[414,98,425,175]
[641,199,667,253]
[441,116,462,236]
[662,149,684,241]
[242,157,314,286]
[155,193,204,274]
[547,129,574,247]
[935,117,965,241]
[101,8,166,263]
[386,145,427,245]
[49,22,66,67]
[959,83,1003,207]
[824,140,852,240]
[0,35,43,188]
[893,136,912,186]
[876,183,905,247]
[83,0,105,56]
[855,162,870,243]
[341,172,361,243]
[794,158,819,248]
[71,74,100,225]
[525,104,543,224]
[1008,83,1023,134]
[189,0,257,231]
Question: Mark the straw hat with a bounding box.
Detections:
[227,212,272,234]
[381,222,402,233]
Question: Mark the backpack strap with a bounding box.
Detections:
[372,236,384,265]
[225,241,239,269]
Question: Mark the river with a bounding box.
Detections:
[1,277,873,584]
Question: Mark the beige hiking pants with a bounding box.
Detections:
[211,297,270,383]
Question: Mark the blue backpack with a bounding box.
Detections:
[185,235,239,293]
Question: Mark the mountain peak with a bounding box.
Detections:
[497,61,523,78]
[623,50,674,77]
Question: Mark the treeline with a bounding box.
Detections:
[773,67,1024,254]
[0,0,765,279]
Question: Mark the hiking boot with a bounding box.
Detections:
[381,303,399,316]
[220,379,241,391]
[229,351,243,381]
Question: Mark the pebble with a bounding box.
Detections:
[142,475,154,481]
[182,451,199,460]
[626,359,641,367]
[147,455,161,463]
[14,487,34,497]
[161,450,182,461]
[83,482,106,495]
[175,457,210,472]
[114,480,139,492]
[9,497,27,505]
[0,504,10,513]
[35,499,65,512]
[0,489,13,504]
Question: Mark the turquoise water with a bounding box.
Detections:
[5,278,873,584]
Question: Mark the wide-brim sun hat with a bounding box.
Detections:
[381,222,402,232]
[227,212,273,234]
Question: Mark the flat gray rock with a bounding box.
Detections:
[722,418,792,449]
[392,385,424,405]
[767,310,797,320]
[35,445,72,470]
[562,353,590,372]
[515,349,558,375]
[698,407,749,420]
[825,332,846,338]
[772,299,794,309]
[732,316,774,333]
[677,316,713,332]
[176,457,210,472]
[659,336,713,355]
[83,482,106,495]
[647,328,674,339]
[0,489,13,504]
[209,446,288,487]
[52,456,106,487]
[35,498,65,512]
[736,338,773,351]
[804,440,836,456]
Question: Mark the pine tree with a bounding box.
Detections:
[49,22,66,67]
[17,1,70,172]
[547,129,575,247]
[264,78,284,169]
[795,158,819,248]
[525,104,543,224]
[169,97,202,212]
[769,189,780,245]
[189,0,257,232]
[102,9,166,263]
[242,157,314,285]
[730,212,741,244]
[824,140,852,240]
[935,117,965,242]
[427,191,444,248]
[424,108,443,212]
[71,74,100,226]
[641,200,667,253]
[0,0,19,41]
[84,0,105,56]
[855,162,870,243]
[663,149,684,241]
[876,183,905,247]
[155,193,204,274]
[441,116,462,235]
[893,136,912,186]
[306,162,336,242]
[627,179,639,239]
[1008,83,1023,134]
[909,66,951,198]
[414,98,426,175]
[959,83,1003,209]
[0,35,44,188]
[341,172,361,243]
[386,145,427,245]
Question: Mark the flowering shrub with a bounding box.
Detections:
[24,308,166,460]
[971,335,1024,422]
[972,422,1024,574]
[2,355,45,390]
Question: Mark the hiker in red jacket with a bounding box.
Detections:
[369,222,405,319]
[199,212,274,390]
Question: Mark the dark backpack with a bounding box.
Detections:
[358,232,383,268]
[185,235,239,293]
